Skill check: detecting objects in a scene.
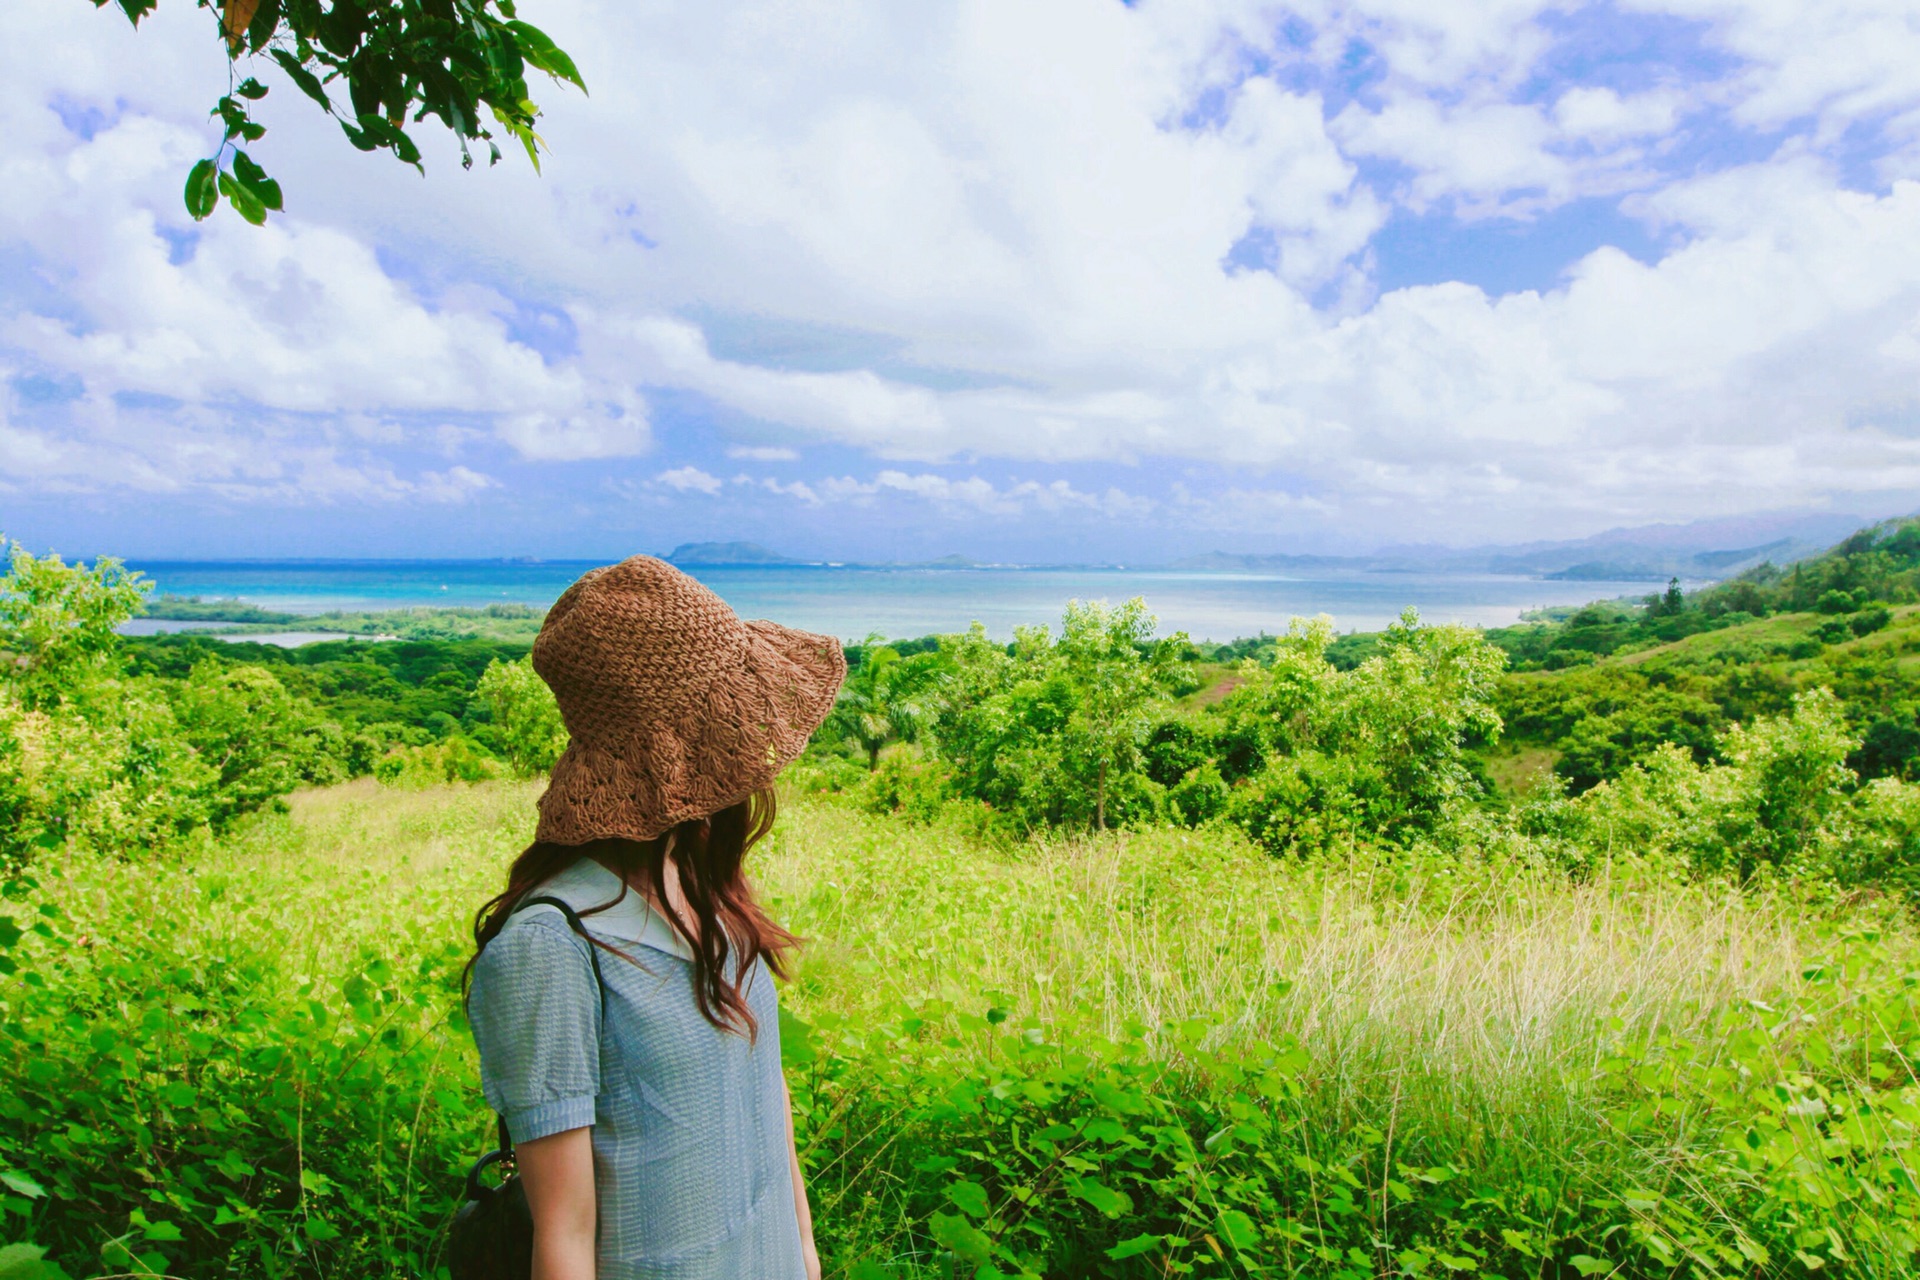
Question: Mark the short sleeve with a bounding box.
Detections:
[468,911,602,1143]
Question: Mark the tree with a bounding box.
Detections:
[830,638,939,771]
[1217,609,1507,852]
[1645,576,1684,618]
[1056,598,1186,830]
[89,0,585,225]
[474,655,566,777]
[0,541,150,709]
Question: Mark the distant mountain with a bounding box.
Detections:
[1180,513,1880,582]
[665,541,804,566]
[1540,538,1806,581]
[1169,552,1360,573]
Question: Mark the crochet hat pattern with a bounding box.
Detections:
[530,555,846,845]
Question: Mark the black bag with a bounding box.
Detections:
[449,895,607,1280]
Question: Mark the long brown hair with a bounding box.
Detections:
[463,786,796,1037]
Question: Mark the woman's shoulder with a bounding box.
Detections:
[474,906,596,987]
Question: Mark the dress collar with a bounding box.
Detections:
[523,856,696,962]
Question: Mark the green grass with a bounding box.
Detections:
[4,781,1920,1277]
[1608,605,1920,670]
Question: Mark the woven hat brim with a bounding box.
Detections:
[534,619,846,845]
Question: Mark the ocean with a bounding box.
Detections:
[123,560,1664,643]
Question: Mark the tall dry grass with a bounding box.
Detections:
[755,796,1854,1178]
[210,779,1840,1110]
[181,778,1876,1184]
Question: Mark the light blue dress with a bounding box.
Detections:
[467,856,805,1280]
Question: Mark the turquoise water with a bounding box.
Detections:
[125,560,1659,642]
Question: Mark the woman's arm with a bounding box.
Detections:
[517,1126,597,1280]
[784,1073,822,1280]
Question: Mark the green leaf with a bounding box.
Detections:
[1106,1234,1165,1261]
[244,0,280,52]
[217,171,268,225]
[1067,1173,1130,1217]
[505,20,586,90]
[1216,1208,1258,1253]
[929,1212,992,1266]
[229,151,283,211]
[271,49,333,111]
[1569,1257,1610,1277]
[849,1263,897,1280]
[236,77,269,101]
[0,1243,53,1280]
[1,1170,47,1199]
[141,1220,184,1242]
[778,1007,815,1065]
[211,1151,255,1181]
[945,1180,990,1220]
[184,160,219,220]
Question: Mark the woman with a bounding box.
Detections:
[464,556,846,1280]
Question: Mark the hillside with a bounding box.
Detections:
[665,540,804,565]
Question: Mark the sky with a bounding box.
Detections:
[6,0,1920,563]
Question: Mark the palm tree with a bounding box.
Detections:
[832,640,938,770]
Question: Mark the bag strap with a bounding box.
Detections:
[493,892,610,1159]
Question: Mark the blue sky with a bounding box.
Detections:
[6,0,1920,562]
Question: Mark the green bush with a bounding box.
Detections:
[1850,606,1892,636]
[863,754,953,826]
[473,655,567,777]
[1166,761,1228,827]
[0,549,330,866]
[373,737,501,787]
[1815,618,1852,644]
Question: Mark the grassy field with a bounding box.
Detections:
[5,780,1920,1277]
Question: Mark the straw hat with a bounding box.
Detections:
[529,555,846,845]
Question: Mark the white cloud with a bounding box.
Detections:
[8,0,1920,544]
[1629,0,1920,134]
[1333,96,1568,212]
[1553,87,1685,142]
[413,466,500,503]
[810,470,1154,518]
[654,465,724,495]
[732,473,822,503]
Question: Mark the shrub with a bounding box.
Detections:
[1816,588,1858,614]
[863,754,953,826]
[1852,716,1920,781]
[1817,777,1920,905]
[1850,606,1892,636]
[1166,761,1228,827]
[473,656,567,777]
[1227,752,1366,855]
[0,543,148,710]
[1140,719,1212,788]
[1814,618,1852,645]
[373,737,501,787]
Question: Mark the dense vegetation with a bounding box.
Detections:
[140,598,547,643]
[5,524,1920,1277]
